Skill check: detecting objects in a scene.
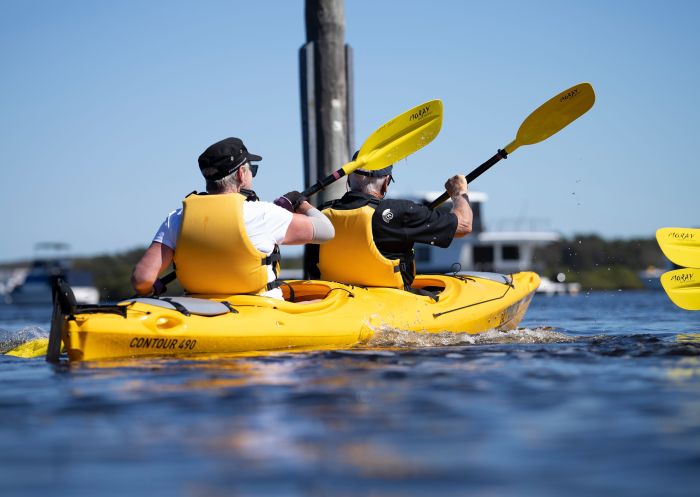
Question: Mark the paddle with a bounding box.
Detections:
[302,99,443,198]
[656,227,700,269]
[5,338,49,358]
[3,280,68,360]
[660,268,700,311]
[429,82,595,209]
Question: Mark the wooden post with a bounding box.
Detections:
[300,0,353,206]
[300,0,354,278]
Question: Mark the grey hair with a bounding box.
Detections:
[204,166,245,194]
[347,173,387,195]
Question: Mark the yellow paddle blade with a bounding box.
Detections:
[504,82,595,154]
[342,99,443,175]
[5,338,50,358]
[661,268,700,311]
[656,227,700,268]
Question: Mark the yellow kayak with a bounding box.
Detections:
[37,271,541,362]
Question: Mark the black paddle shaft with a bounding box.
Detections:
[428,149,508,209]
[302,168,348,198]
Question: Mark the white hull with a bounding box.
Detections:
[9,283,99,305]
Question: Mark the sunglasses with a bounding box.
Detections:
[247,163,259,177]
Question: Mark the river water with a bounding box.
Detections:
[1,291,699,497]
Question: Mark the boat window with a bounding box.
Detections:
[473,245,494,263]
[502,245,520,261]
[471,203,483,233]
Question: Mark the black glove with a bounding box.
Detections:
[274,191,306,212]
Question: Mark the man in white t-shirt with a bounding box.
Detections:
[131,137,335,299]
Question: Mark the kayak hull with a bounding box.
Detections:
[60,272,540,361]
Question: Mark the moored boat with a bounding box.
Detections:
[48,271,540,362]
[9,259,99,305]
[6,242,100,305]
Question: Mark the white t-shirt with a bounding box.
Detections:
[153,200,293,298]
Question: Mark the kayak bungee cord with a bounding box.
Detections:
[432,275,516,318]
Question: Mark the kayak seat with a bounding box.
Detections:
[280,280,353,303]
[418,286,446,294]
[410,277,447,295]
[123,297,235,317]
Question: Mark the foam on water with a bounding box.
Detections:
[0,325,575,357]
[366,325,573,348]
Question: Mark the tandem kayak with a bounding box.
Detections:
[45,271,540,362]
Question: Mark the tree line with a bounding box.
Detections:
[533,234,667,290]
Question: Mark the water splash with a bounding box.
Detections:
[366,326,573,348]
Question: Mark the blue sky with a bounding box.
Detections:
[1,0,698,262]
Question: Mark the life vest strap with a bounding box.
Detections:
[262,251,281,266]
[276,281,296,302]
[239,188,260,201]
[321,196,380,210]
[264,245,282,283]
[185,189,260,201]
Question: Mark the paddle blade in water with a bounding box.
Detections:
[504,82,595,154]
[656,227,700,268]
[660,268,700,311]
[344,99,443,174]
[5,338,49,358]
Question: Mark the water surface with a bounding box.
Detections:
[1,291,699,496]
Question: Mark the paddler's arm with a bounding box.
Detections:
[131,242,174,295]
[281,201,335,245]
[445,175,473,238]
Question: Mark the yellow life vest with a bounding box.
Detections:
[173,193,279,295]
[319,204,405,289]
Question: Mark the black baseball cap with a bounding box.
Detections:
[198,137,262,180]
[351,150,394,181]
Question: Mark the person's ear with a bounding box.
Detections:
[381,176,390,195]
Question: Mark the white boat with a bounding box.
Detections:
[405,191,579,295]
[6,243,99,305]
[537,275,581,296]
[637,266,666,291]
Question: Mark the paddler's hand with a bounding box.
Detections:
[274,191,307,213]
[446,174,473,238]
[445,175,468,197]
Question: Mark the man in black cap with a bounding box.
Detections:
[307,158,472,290]
[131,137,334,298]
